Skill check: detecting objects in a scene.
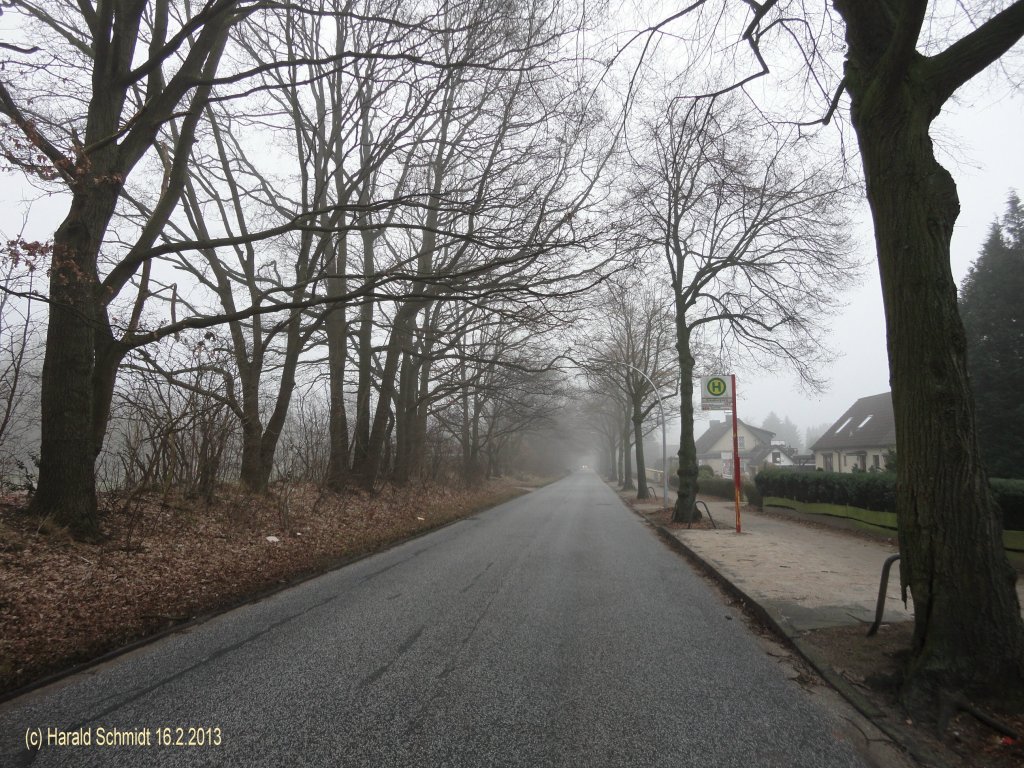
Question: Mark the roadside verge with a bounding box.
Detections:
[0,476,554,702]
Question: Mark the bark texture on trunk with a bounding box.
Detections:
[355,304,418,490]
[836,0,1024,708]
[620,416,634,491]
[673,320,699,523]
[632,401,650,500]
[29,186,118,538]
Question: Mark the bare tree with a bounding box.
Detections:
[640,0,1024,714]
[624,92,854,521]
[135,0,435,492]
[341,0,612,490]
[578,280,679,500]
[428,300,570,485]
[0,0,260,536]
[578,389,625,483]
[1,0,614,531]
[611,283,676,499]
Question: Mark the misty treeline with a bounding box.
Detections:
[0,0,859,537]
[0,0,619,535]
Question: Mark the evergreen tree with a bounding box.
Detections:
[960,192,1024,479]
[805,422,831,452]
[761,411,783,438]
[761,412,802,451]
[779,416,802,452]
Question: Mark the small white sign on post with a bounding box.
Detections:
[700,375,732,410]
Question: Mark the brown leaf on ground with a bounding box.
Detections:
[799,611,1024,767]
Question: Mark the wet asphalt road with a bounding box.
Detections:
[1,472,868,767]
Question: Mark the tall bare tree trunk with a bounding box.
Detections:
[350,75,380,479]
[673,321,699,523]
[393,350,417,485]
[632,399,650,500]
[620,413,634,491]
[350,285,376,475]
[29,185,119,538]
[837,0,1024,709]
[356,305,418,489]
[14,0,235,537]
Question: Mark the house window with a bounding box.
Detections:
[738,436,746,449]
[858,415,873,429]
[772,451,781,464]
[873,454,880,469]
[823,453,834,471]
[835,417,853,433]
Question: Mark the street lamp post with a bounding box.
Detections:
[616,362,669,511]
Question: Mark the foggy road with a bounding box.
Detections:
[1,473,871,767]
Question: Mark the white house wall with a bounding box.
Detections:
[814,448,890,473]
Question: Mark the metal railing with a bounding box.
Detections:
[867,554,901,637]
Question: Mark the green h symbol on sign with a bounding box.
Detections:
[706,377,727,397]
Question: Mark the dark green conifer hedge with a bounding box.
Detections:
[755,470,1024,530]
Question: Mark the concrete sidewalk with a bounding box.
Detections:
[621,491,910,635]
[662,499,912,635]
[620,492,1024,638]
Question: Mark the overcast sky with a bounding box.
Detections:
[723,82,1023,443]
[2,9,1019,452]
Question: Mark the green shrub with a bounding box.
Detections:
[697,476,737,499]
[756,470,1024,530]
[694,476,764,505]
[756,469,897,512]
[743,480,762,508]
[671,465,718,489]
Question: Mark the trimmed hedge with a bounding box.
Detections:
[756,470,1024,531]
[755,469,897,513]
[744,480,762,508]
[694,476,762,506]
[697,477,736,499]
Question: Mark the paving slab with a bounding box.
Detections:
[618,491,1024,636]
[670,502,910,634]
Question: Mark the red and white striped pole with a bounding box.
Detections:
[731,374,741,533]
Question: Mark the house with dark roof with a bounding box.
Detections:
[811,391,896,473]
[695,419,795,477]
